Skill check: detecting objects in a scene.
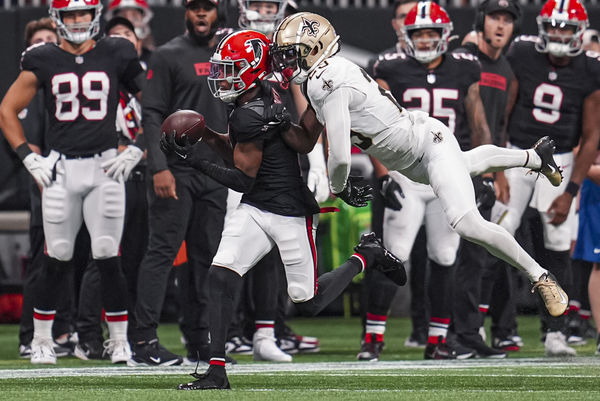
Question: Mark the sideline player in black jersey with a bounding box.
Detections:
[500,0,600,357]
[0,0,145,364]
[452,0,521,357]
[161,30,405,390]
[128,0,231,367]
[363,0,494,360]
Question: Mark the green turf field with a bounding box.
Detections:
[0,316,599,400]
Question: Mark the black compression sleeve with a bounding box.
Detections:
[192,159,255,193]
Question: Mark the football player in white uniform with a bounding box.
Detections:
[271,12,569,319]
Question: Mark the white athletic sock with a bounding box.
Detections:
[33,308,55,340]
[464,145,541,175]
[105,311,128,341]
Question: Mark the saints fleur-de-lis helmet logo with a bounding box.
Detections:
[301,17,320,37]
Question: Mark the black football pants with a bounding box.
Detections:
[133,171,226,345]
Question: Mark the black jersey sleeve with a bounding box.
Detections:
[20,43,51,80]
[450,52,481,87]
[109,37,144,94]
[585,51,600,93]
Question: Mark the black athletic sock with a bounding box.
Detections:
[295,257,362,316]
[96,257,128,313]
[428,259,454,326]
[34,256,72,312]
[540,250,571,332]
[208,266,243,360]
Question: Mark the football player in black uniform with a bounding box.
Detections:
[500,0,600,356]
[128,0,231,367]
[452,0,521,356]
[365,1,494,360]
[161,30,405,390]
[0,0,145,364]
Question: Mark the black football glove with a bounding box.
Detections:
[160,130,192,160]
[474,176,496,211]
[264,102,292,132]
[379,174,404,211]
[334,176,374,207]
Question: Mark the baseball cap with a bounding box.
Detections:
[185,0,218,8]
[482,0,520,20]
[105,16,137,38]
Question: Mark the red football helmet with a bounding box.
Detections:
[105,0,153,39]
[209,30,271,103]
[536,0,589,57]
[49,0,103,44]
[403,1,453,63]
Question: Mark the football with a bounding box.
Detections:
[161,109,206,146]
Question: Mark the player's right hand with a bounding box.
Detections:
[379,174,404,211]
[22,153,52,188]
[334,176,374,208]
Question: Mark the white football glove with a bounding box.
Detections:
[22,153,53,188]
[101,145,143,181]
[306,144,330,203]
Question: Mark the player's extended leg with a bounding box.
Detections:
[421,123,568,317]
[179,204,274,390]
[84,172,130,363]
[32,157,84,364]
[463,137,563,187]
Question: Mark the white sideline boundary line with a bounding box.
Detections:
[1,358,599,379]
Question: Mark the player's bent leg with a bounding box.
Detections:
[463,137,562,186]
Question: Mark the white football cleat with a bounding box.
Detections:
[103,339,132,364]
[253,330,292,362]
[30,337,57,365]
[545,331,576,357]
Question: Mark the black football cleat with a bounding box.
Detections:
[178,365,231,390]
[532,136,563,186]
[357,333,384,362]
[354,232,407,286]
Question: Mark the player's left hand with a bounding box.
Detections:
[334,176,374,207]
[101,145,143,181]
[547,192,572,226]
[160,130,191,160]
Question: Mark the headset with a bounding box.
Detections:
[474,0,521,36]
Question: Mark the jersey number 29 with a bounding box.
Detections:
[52,72,109,121]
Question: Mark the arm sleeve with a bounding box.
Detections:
[321,87,354,194]
[142,51,173,174]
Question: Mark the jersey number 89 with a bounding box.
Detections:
[52,72,109,122]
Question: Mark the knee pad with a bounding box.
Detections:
[91,235,119,259]
[430,248,457,266]
[47,239,73,261]
[288,284,313,303]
